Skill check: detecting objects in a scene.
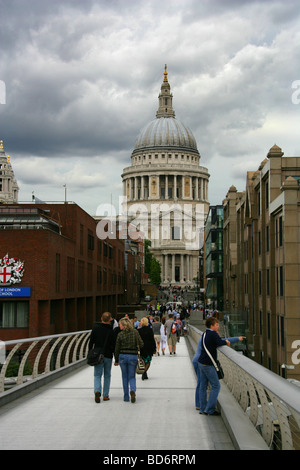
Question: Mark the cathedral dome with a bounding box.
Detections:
[133,116,198,153]
[132,65,199,156]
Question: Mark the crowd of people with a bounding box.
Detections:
[88,310,183,404]
[88,309,245,416]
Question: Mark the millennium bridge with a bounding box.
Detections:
[0,319,299,451]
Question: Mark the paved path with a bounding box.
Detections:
[0,337,234,450]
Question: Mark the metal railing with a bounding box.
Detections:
[188,325,300,451]
[0,330,91,394]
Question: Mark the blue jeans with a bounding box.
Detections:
[193,360,201,409]
[119,354,138,401]
[94,357,113,397]
[198,363,220,414]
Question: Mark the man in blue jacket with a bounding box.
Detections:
[196,317,240,415]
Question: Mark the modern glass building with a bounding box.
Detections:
[204,205,223,310]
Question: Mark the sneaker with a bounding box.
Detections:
[130,391,136,403]
[103,396,110,401]
[95,392,101,403]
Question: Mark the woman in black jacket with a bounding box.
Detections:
[138,317,156,380]
[88,312,116,403]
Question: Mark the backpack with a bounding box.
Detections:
[171,321,178,334]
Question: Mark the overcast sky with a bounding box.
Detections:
[0,0,299,215]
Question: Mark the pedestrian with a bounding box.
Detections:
[165,313,178,355]
[138,317,156,380]
[88,312,116,403]
[160,316,167,355]
[176,313,182,341]
[114,316,144,403]
[198,317,230,415]
[152,315,162,355]
[192,330,246,411]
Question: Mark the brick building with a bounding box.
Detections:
[0,202,125,340]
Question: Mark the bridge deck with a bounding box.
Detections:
[0,338,234,450]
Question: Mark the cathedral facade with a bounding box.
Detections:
[121,67,210,286]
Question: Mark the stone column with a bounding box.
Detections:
[174,175,177,198]
[134,177,138,200]
[171,254,175,283]
[195,177,199,200]
[164,254,168,283]
[165,175,168,199]
[141,176,144,200]
[181,254,184,282]
[187,255,190,282]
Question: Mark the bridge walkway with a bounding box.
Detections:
[0,337,234,450]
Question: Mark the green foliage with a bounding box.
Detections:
[149,257,161,285]
[144,239,152,274]
[5,361,33,377]
[144,239,161,285]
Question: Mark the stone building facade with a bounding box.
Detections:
[223,144,300,381]
[121,67,210,286]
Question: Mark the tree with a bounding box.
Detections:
[149,257,161,285]
[144,239,161,285]
[144,239,152,274]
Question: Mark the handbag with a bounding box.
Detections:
[135,330,146,374]
[202,332,225,380]
[87,329,109,366]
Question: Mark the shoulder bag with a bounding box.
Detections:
[87,330,109,366]
[135,330,146,374]
[202,332,225,380]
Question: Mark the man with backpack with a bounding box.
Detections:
[165,313,178,355]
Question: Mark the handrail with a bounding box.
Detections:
[0,330,91,393]
[188,324,300,450]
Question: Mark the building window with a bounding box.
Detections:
[244,273,248,294]
[266,225,269,252]
[266,269,270,296]
[279,216,283,246]
[67,257,75,292]
[172,226,181,240]
[97,266,102,288]
[259,310,263,335]
[103,241,108,257]
[0,301,29,328]
[80,224,84,255]
[55,253,60,293]
[88,230,94,251]
[78,260,84,291]
[280,265,284,296]
[87,263,93,291]
[280,316,285,347]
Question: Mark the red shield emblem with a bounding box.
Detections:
[0,266,11,284]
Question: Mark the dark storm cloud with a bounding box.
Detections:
[0,0,299,213]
